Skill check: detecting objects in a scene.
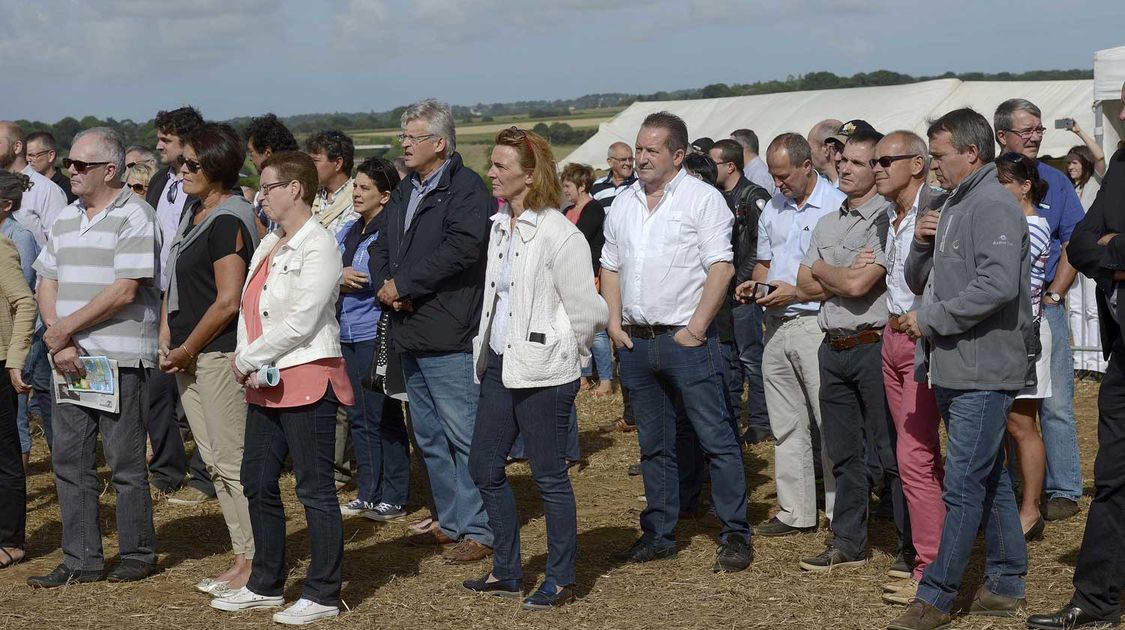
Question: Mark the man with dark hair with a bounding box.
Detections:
[709,139,772,443]
[888,108,1030,630]
[246,114,298,235]
[602,111,752,572]
[731,128,776,195]
[25,131,75,203]
[994,97,1087,523]
[794,129,908,577]
[145,105,215,506]
[306,131,358,236]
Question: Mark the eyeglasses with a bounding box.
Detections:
[126,161,138,169]
[609,156,634,163]
[26,150,52,160]
[869,154,920,169]
[260,180,294,196]
[62,158,111,173]
[128,183,147,193]
[182,158,203,173]
[398,133,436,145]
[1001,127,1046,141]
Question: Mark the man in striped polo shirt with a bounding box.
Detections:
[27,127,163,588]
[590,141,637,209]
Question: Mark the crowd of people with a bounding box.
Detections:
[0,83,1124,629]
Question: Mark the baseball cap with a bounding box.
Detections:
[827,119,878,145]
[691,137,715,154]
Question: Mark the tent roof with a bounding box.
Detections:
[1095,46,1125,102]
[562,79,1095,166]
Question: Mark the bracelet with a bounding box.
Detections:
[179,345,196,360]
[685,327,706,343]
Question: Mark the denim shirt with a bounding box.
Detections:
[1,217,39,287]
[336,218,381,343]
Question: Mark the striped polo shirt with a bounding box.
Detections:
[34,188,162,368]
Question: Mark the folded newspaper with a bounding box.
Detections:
[51,356,119,413]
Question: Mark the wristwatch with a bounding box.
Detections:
[1045,291,1063,304]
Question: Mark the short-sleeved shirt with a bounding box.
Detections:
[1035,160,1085,282]
[802,194,891,334]
[591,173,637,210]
[15,164,67,246]
[34,188,161,367]
[756,176,848,317]
[168,214,251,353]
[601,168,733,327]
[743,156,777,196]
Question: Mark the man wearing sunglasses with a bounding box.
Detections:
[142,106,217,509]
[0,121,68,247]
[993,98,1087,525]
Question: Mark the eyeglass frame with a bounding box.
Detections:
[1000,126,1047,142]
[62,158,112,174]
[260,180,295,196]
[869,154,920,169]
[398,133,437,145]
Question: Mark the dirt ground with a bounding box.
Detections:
[0,379,1104,630]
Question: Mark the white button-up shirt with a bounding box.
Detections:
[756,175,846,316]
[885,186,923,316]
[601,168,733,327]
[155,170,187,290]
[488,209,538,354]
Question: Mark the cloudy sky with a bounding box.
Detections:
[4,0,1123,123]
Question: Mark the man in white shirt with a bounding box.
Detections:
[0,121,68,246]
[740,132,846,537]
[731,128,777,196]
[601,112,751,573]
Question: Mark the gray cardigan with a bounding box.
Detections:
[904,162,1032,391]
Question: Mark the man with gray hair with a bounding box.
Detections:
[370,98,495,562]
[26,131,76,203]
[808,119,844,187]
[730,128,777,195]
[994,97,1087,523]
[590,141,636,210]
[27,127,163,587]
[124,146,158,173]
[0,121,68,245]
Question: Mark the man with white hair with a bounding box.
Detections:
[591,141,637,209]
[371,98,495,562]
[27,127,162,587]
[808,119,844,187]
[0,121,68,245]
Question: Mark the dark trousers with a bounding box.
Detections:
[1072,351,1125,620]
[145,368,214,495]
[618,331,750,547]
[0,361,24,549]
[53,368,155,570]
[469,351,579,585]
[818,338,908,558]
[342,340,411,506]
[732,303,770,434]
[242,390,344,607]
[678,342,740,514]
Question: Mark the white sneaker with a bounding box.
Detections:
[210,586,285,611]
[272,598,340,625]
[195,578,229,594]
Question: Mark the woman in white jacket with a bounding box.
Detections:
[212,151,353,626]
[464,128,607,610]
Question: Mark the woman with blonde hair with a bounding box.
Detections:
[463,127,606,609]
[124,162,156,199]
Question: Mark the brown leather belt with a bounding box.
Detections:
[827,328,883,350]
[623,324,676,340]
[887,315,909,333]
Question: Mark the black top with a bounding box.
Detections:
[169,214,252,353]
[567,197,606,274]
[51,170,76,204]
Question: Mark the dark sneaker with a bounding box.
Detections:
[798,545,867,572]
[742,426,774,444]
[521,581,576,610]
[627,463,642,477]
[612,538,677,563]
[887,600,952,630]
[364,502,406,522]
[967,585,1025,617]
[755,516,816,537]
[1026,603,1119,629]
[462,573,521,599]
[887,551,916,579]
[712,538,753,573]
[107,559,158,582]
[1043,497,1080,521]
[27,563,105,588]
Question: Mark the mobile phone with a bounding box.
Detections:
[753,282,775,300]
[528,332,546,344]
[1054,118,1074,130]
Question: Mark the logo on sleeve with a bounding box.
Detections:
[992,234,1014,246]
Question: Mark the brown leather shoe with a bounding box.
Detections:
[406,527,454,546]
[887,600,951,630]
[598,417,636,434]
[968,585,1025,617]
[442,539,494,563]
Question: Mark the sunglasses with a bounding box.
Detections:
[128,183,147,193]
[62,158,111,173]
[869,154,919,169]
[182,158,203,173]
[506,126,534,154]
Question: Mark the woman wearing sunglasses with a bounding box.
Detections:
[124,162,156,199]
[463,127,606,610]
[160,123,261,596]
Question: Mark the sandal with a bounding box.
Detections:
[0,547,25,569]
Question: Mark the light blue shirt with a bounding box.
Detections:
[756,176,847,316]
[1,217,39,287]
[743,156,777,196]
[404,159,451,229]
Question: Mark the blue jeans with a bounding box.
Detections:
[508,406,580,462]
[242,390,343,607]
[732,303,769,433]
[16,333,53,452]
[401,351,492,546]
[341,340,411,506]
[618,330,750,547]
[916,388,1027,613]
[1040,302,1082,501]
[470,351,579,585]
[582,331,613,381]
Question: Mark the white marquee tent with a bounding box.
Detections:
[1094,45,1125,157]
[562,78,1095,167]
